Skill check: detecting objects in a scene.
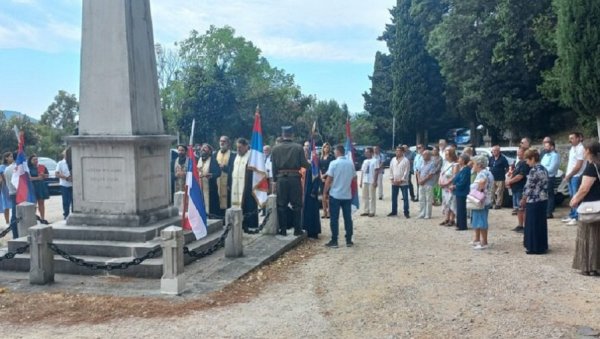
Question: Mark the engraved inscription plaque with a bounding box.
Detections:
[81,157,126,203]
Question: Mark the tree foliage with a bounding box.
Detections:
[555,0,600,136]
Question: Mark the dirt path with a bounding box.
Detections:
[1,185,599,338]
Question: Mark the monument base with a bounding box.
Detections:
[66,135,175,227]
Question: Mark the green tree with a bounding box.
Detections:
[363,52,394,147]
[36,90,79,158]
[175,26,306,144]
[555,0,600,136]
[389,0,446,144]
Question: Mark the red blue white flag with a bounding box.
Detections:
[11,127,36,204]
[247,107,269,207]
[344,118,359,213]
[183,119,208,240]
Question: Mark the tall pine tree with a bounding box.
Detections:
[556,0,600,136]
[389,0,446,144]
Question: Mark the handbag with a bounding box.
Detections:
[438,164,454,186]
[466,189,485,210]
[577,164,600,223]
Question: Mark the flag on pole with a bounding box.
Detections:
[344,118,360,213]
[309,121,319,181]
[183,119,208,240]
[247,107,269,207]
[11,127,36,204]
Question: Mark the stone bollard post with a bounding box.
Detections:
[225,207,243,258]
[161,226,185,295]
[173,191,185,214]
[17,202,37,238]
[263,194,279,235]
[29,225,54,285]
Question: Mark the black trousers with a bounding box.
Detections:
[276,175,303,233]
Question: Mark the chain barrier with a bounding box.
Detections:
[0,243,30,262]
[208,213,225,220]
[0,217,23,239]
[242,208,271,234]
[49,243,162,271]
[183,222,232,259]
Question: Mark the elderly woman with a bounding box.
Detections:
[451,154,471,231]
[470,155,492,249]
[319,142,335,218]
[569,140,600,275]
[439,148,458,226]
[520,149,549,255]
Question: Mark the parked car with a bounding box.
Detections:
[37,157,60,195]
[447,128,471,145]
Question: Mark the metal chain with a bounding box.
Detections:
[208,213,225,220]
[242,208,270,234]
[0,243,30,262]
[183,222,232,259]
[0,217,23,239]
[48,243,162,271]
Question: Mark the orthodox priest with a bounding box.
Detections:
[197,143,221,217]
[231,138,258,230]
[215,136,236,217]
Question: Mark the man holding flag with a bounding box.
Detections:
[6,128,36,238]
[271,126,310,236]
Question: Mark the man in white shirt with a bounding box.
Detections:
[359,147,378,217]
[55,148,73,220]
[373,146,385,200]
[563,132,585,224]
[388,146,411,218]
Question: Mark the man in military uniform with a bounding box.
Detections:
[271,126,310,236]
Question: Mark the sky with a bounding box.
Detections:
[0,0,395,119]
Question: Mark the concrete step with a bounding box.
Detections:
[0,253,164,278]
[8,238,161,258]
[183,220,224,244]
[49,216,223,242]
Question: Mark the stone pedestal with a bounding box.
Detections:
[66,135,177,227]
[225,207,243,258]
[17,202,37,237]
[263,195,279,235]
[161,226,185,295]
[29,225,54,285]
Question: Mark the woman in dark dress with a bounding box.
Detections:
[303,141,321,239]
[450,154,471,231]
[28,154,50,224]
[319,143,335,218]
[570,140,600,275]
[521,149,549,254]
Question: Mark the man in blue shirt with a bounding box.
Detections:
[541,140,560,218]
[323,144,357,248]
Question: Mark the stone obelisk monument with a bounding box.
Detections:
[67,0,177,226]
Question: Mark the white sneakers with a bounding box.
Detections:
[468,240,480,246]
[473,244,488,250]
[561,217,578,225]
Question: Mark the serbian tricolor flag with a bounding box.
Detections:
[182,119,208,240]
[11,127,36,204]
[247,107,268,207]
[344,118,359,213]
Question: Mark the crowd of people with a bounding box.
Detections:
[0,122,596,277]
[346,133,599,275]
[0,147,73,240]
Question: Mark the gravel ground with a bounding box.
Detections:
[2,186,600,338]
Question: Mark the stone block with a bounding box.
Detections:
[161,226,184,295]
[263,195,279,235]
[225,207,243,258]
[29,225,54,285]
[17,202,37,237]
